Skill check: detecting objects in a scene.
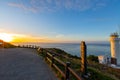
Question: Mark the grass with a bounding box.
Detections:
[0,42,16,48]
[88,61,120,80]
[4,42,16,48]
[88,67,115,80]
[37,48,120,80]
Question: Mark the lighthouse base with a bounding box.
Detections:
[111,58,117,65]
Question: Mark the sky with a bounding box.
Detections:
[0,0,120,43]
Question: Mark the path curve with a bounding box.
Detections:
[0,48,58,80]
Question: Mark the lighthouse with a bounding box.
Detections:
[110,33,120,65]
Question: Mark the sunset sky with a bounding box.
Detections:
[0,0,120,43]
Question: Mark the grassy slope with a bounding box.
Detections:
[1,42,16,48]
[40,48,120,80]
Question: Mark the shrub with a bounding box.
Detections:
[87,55,99,63]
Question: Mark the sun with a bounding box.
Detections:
[0,33,13,42]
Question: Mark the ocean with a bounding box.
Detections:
[12,42,111,57]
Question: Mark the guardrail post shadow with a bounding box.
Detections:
[51,54,55,67]
[65,62,70,80]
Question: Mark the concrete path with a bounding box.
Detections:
[0,48,58,80]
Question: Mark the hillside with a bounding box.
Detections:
[0,40,16,48]
[39,48,120,80]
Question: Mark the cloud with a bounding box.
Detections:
[8,0,110,13]
[93,2,106,10]
[84,17,114,22]
[0,29,4,32]
[56,34,64,38]
[8,2,38,13]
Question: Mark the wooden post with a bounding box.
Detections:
[51,54,55,67]
[37,47,40,52]
[43,49,47,61]
[81,41,87,75]
[65,62,70,80]
[41,48,44,54]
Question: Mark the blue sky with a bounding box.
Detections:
[0,0,120,43]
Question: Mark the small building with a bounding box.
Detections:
[98,55,110,64]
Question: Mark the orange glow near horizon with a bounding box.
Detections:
[9,33,53,43]
[12,36,54,43]
[0,33,13,42]
[0,33,67,43]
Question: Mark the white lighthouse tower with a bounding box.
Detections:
[110,33,120,65]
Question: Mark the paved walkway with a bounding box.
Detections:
[0,48,58,80]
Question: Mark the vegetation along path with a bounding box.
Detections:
[0,48,58,80]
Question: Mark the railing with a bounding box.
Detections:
[38,48,83,80]
[19,43,86,80]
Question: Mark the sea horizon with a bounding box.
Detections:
[12,42,111,57]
